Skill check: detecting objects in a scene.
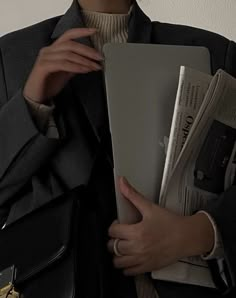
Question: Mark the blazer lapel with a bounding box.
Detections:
[127,1,152,44]
[50,0,153,147]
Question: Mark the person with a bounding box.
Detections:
[0,0,235,297]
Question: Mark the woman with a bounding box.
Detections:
[0,0,235,297]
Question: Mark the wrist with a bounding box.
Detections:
[181,213,214,257]
[23,80,51,105]
[24,92,54,107]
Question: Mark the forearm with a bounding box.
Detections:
[197,211,224,260]
[180,212,215,258]
[0,87,63,206]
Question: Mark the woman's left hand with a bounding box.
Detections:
[107,177,214,276]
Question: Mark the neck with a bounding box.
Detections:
[78,0,133,14]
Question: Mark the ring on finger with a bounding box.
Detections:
[113,238,123,257]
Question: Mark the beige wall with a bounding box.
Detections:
[0,0,236,41]
[142,0,236,41]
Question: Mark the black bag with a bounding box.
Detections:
[0,185,105,298]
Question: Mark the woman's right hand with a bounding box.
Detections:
[23,27,103,105]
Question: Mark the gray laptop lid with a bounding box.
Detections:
[103,43,211,223]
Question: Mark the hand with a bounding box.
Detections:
[107,177,214,276]
[23,28,103,104]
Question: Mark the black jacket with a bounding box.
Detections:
[0,0,235,296]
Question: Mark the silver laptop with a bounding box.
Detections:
[103,43,211,223]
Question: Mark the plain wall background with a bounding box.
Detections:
[0,0,236,41]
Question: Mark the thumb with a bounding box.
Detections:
[119,176,151,214]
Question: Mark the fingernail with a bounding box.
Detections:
[96,55,105,61]
[118,176,123,182]
[122,177,128,186]
[95,64,102,70]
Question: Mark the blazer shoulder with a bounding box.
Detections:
[0,15,61,52]
[151,21,231,74]
[225,40,236,77]
[0,16,62,99]
[151,20,229,44]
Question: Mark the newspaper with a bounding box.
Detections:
[152,66,236,288]
[159,67,212,204]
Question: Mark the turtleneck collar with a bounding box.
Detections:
[80,3,133,52]
[81,3,134,15]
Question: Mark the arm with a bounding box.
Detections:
[201,39,236,293]
[197,211,224,260]
[0,52,65,211]
[203,187,236,293]
[0,26,103,221]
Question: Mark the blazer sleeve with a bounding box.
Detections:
[24,96,60,139]
[203,39,236,294]
[0,48,65,211]
[225,40,236,78]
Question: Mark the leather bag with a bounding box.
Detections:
[0,185,103,298]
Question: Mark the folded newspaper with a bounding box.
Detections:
[151,66,236,288]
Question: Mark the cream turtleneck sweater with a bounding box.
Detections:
[82,6,132,53]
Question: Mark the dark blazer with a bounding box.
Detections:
[0,0,236,296]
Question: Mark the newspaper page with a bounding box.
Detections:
[159,66,212,205]
[153,68,236,288]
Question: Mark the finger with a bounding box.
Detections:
[54,27,98,45]
[110,219,119,225]
[119,177,151,214]
[42,51,102,71]
[113,256,140,269]
[108,222,136,240]
[42,59,95,74]
[107,239,133,255]
[51,40,104,61]
[107,239,115,254]
[116,239,134,255]
[123,265,146,276]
